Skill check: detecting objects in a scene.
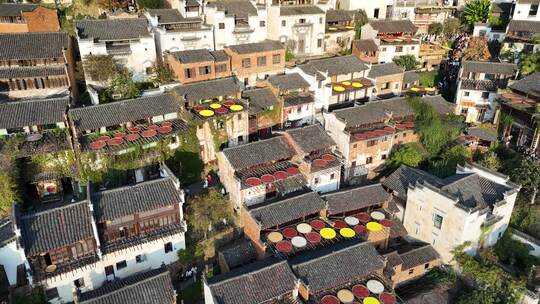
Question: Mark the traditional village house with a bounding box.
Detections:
[205,0,268,49]
[68,94,188,161]
[165,49,232,84]
[0,3,60,33]
[352,39,380,64]
[323,95,454,183]
[402,71,421,91]
[145,8,213,57]
[172,77,249,163]
[324,9,355,54]
[501,0,540,56]
[216,239,257,273]
[337,0,393,19]
[291,55,373,113]
[418,42,449,71]
[0,32,76,100]
[204,259,300,304]
[498,72,540,154]
[0,219,25,287]
[0,97,70,159]
[383,163,521,262]
[78,268,176,304]
[366,62,405,99]
[267,3,326,57]
[513,0,540,21]
[265,72,315,128]
[360,20,421,64]
[455,61,518,123]
[167,0,203,18]
[459,126,498,152]
[383,243,441,287]
[223,40,286,87]
[243,87,282,141]
[391,0,453,34]
[75,18,157,84]
[471,2,511,43]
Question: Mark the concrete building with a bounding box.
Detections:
[267,4,326,56]
[0,32,76,100]
[0,3,59,33]
[512,0,540,21]
[360,20,421,64]
[145,8,213,57]
[383,163,521,262]
[75,18,157,84]
[455,61,518,123]
[205,0,268,50]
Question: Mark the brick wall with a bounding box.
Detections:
[374,73,404,96]
[166,55,232,84]
[240,207,267,259]
[225,48,285,83]
[0,23,29,33]
[389,258,441,287]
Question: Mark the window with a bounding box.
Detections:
[165,242,173,253]
[199,66,211,75]
[366,157,373,164]
[394,83,399,89]
[433,214,443,229]
[382,47,387,51]
[282,20,286,26]
[136,254,146,263]
[215,63,228,73]
[481,91,490,99]
[184,68,195,79]
[105,265,114,276]
[299,18,306,24]
[219,23,225,29]
[217,120,225,129]
[408,269,414,275]
[411,46,415,50]
[461,108,468,116]
[46,288,59,299]
[424,263,430,269]
[74,278,85,288]
[272,54,281,64]
[257,56,267,67]
[319,17,323,24]
[116,260,127,270]
[396,46,403,52]
[242,58,251,68]
[367,139,377,147]
[314,177,320,184]
[330,173,335,180]
[381,82,389,90]
[403,133,407,137]
[463,91,470,97]
[530,4,538,16]
[119,226,128,238]
[381,154,387,160]
[317,39,323,48]
[374,8,379,18]
[260,20,266,27]
[353,144,357,148]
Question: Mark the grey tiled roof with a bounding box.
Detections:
[0,97,68,129]
[508,20,540,33]
[248,192,325,229]
[290,241,384,293]
[354,39,379,52]
[441,173,513,209]
[91,177,180,222]
[19,201,95,256]
[461,60,517,75]
[0,3,37,16]
[0,32,68,60]
[68,94,179,132]
[79,268,176,304]
[207,259,297,304]
[210,50,229,62]
[210,0,258,17]
[280,5,325,15]
[368,62,404,78]
[172,77,241,103]
[403,71,420,84]
[400,245,440,270]
[467,127,497,142]
[423,95,455,115]
[75,18,151,41]
[242,88,279,115]
[268,73,310,91]
[491,2,512,14]
[285,124,335,154]
[382,165,444,200]
[0,219,15,248]
[222,136,295,170]
[324,184,391,215]
[227,40,284,54]
[169,48,217,63]
[333,97,413,128]
[326,9,353,23]
[509,73,540,98]
[219,239,257,269]
[298,55,369,78]
[0,65,66,79]
[147,8,185,24]
[284,93,314,107]
[369,20,417,33]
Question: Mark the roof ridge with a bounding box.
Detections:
[294,241,371,266]
[399,244,433,257]
[70,93,173,111]
[20,200,90,219]
[93,176,174,195]
[0,96,69,106]
[223,135,285,152]
[325,183,383,196]
[209,260,289,286]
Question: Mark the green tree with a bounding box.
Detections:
[0,172,17,217]
[352,9,368,40]
[457,288,498,304]
[476,151,501,171]
[103,71,141,102]
[511,157,540,205]
[186,189,234,239]
[136,0,164,8]
[462,0,491,29]
[428,22,443,36]
[443,17,462,38]
[151,63,174,85]
[520,52,540,75]
[392,55,420,71]
[177,243,204,266]
[441,144,472,167]
[387,143,424,168]
[82,54,119,83]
